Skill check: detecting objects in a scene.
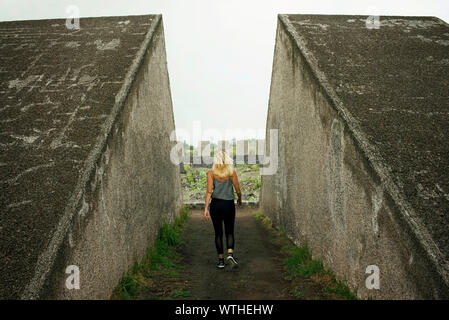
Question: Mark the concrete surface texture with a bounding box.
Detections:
[261,14,449,299]
[0,14,181,299]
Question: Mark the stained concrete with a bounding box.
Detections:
[261,14,449,299]
[0,14,181,299]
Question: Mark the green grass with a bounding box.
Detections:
[326,278,358,300]
[283,243,325,278]
[181,164,261,202]
[290,286,305,299]
[184,166,207,191]
[173,290,191,298]
[112,206,190,300]
[253,210,357,300]
[117,271,145,300]
[254,211,272,228]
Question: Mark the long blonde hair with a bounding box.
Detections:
[212,150,234,179]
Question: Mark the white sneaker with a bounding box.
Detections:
[226,253,238,268]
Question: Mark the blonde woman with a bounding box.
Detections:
[204,150,242,269]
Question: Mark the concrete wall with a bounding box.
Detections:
[261,16,449,299]
[38,17,181,299]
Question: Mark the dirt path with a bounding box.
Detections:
[177,208,293,300]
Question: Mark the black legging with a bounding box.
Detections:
[209,198,236,255]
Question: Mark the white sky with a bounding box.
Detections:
[1,1,448,145]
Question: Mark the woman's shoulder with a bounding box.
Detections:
[208,170,218,180]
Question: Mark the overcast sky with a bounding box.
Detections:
[1,1,448,145]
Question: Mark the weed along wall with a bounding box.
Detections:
[261,14,449,299]
[0,15,182,299]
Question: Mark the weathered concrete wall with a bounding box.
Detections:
[44,16,182,300]
[261,15,449,299]
[0,15,181,299]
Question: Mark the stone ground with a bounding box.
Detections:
[180,208,291,299]
[136,208,346,300]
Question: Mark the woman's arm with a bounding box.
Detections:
[231,169,242,206]
[204,170,213,220]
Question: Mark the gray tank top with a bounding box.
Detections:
[211,174,235,200]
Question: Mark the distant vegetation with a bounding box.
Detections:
[181,164,261,202]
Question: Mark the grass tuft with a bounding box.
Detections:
[290,286,305,299]
[173,290,191,298]
[112,206,190,300]
[326,278,358,300]
[284,244,325,278]
[253,210,357,300]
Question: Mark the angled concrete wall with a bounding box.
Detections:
[261,15,449,299]
[0,15,181,299]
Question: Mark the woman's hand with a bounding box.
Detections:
[237,192,242,207]
[204,207,210,221]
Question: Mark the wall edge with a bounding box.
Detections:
[276,13,449,291]
[20,14,163,299]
